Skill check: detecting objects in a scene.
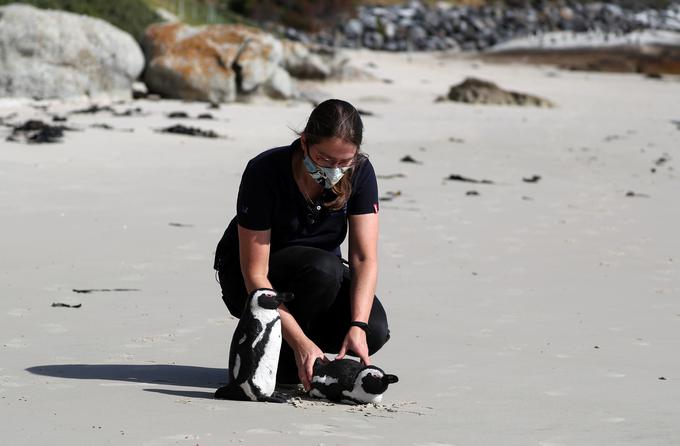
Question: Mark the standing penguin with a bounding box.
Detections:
[309,358,399,405]
[214,288,293,403]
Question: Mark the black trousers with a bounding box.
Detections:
[218,245,390,383]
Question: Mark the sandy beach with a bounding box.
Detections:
[1,50,679,445]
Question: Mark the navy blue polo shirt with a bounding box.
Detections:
[213,139,379,271]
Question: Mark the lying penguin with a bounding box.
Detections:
[309,358,399,405]
[214,288,293,403]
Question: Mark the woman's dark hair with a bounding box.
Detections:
[299,99,366,210]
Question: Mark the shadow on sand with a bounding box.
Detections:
[143,388,217,399]
[26,364,228,394]
[26,364,302,402]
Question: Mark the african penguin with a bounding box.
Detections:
[309,358,399,405]
[214,288,293,403]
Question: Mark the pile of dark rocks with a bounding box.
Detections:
[280,0,680,52]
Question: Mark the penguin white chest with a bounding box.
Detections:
[251,315,282,396]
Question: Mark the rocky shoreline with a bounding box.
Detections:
[280,0,680,52]
[2,1,680,104]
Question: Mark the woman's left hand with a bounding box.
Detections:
[337,326,371,365]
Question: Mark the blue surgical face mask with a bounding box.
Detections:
[303,151,351,189]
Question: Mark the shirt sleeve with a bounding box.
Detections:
[236,159,274,230]
[347,158,380,215]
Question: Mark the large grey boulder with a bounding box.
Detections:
[142,22,295,103]
[280,40,375,81]
[0,3,144,100]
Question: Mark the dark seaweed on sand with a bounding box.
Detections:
[446,174,494,184]
[52,302,82,308]
[523,175,541,183]
[7,120,75,144]
[400,155,422,164]
[379,190,402,201]
[625,191,650,198]
[167,111,190,118]
[158,124,219,138]
[71,105,115,114]
[70,105,144,117]
[377,173,406,179]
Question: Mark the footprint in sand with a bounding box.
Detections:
[504,288,526,297]
[498,344,525,356]
[602,417,627,423]
[118,273,144,282]
[144,433,210,445]
[414,442,455,446]
[432,364,467,376]
[176,242,198,251]
[206,318,231,325]
[174,327,202,335]
[3,338,28,349]
[244,428,283,435]
[40,323,68,334]
[183,253,206,261]
[293,423,382,440]
[1,375,28,388]
[544,388,570,397]
[468,328,494,338]
[435,385,472,398]
[45,381,77,390]
[495,314,519,324]
[7,308,30,317]
[130,262,153,270]
[507,267,528,275]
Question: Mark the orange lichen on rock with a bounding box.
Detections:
[143,22,290,103]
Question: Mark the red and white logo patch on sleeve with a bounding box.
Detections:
[373,202,379,214]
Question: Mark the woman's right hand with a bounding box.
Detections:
[293,337,328,391]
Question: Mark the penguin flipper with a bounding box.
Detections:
[214,384,251,401]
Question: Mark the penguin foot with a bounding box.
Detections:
[214,384,251,401]
[258,391,289,403]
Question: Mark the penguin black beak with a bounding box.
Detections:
[383,374,399,385]
[275,292,294,304]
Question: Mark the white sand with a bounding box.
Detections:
[1,50,679,445]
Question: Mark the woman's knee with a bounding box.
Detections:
[305,252,344,286]
[367,320,391,354]
[367,298,391,354]
[218,268,246,318]
[271,246,344,292]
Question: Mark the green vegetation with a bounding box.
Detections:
[147,0,252,26]
[0,0,161,40]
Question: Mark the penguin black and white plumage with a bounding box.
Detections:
[214,288,293,403]
[309,358,399,405]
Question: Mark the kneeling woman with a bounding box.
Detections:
[214,99,390,391]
